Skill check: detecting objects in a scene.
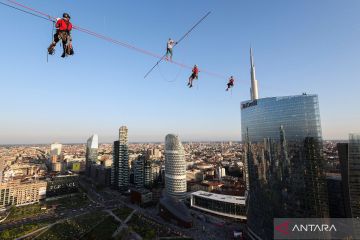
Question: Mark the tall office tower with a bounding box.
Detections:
[86,134,98,176]
[241,49,328,240]
[144,160,152,187]
[348,134,360,218]
[112,126,129,191]
[50,143,64,172]
[50,143,62,156]
[338,142,352,218]
[86,134,98,163]
[111,140,120,189]
[165,134,187,200]
[338,135,360,219]
[134,157,145,189]
[143,161,161,187]
[326,173,346,218]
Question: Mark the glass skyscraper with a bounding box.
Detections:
[348,134,360,218]
[86,134,98,176]
[241,95,329,240]
[338,134,360,238]
[338,142,352,218]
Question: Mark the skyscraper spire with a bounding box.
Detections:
[250,48,259,100]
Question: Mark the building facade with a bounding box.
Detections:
[190,191,246,220]
[46,175,79,197]
[86,134,98,176]
[165,134,187,200]
[89,165,112,187]
[134,157,145,189]
[242,94,329,240]
[111,126,129,191]
[0,180,47,208]
[326,173,346,218]
[50,143,65,172]
[339,134,360,219]
[144,161,160,187]
[50,143,62,156]
[348,134,360,218]
[337,142,352,218]
[111,140,119,189]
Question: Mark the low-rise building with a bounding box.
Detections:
[46,174,79,197]
[0,180,47,208]
[190,191,246,220]
[130,188,153,206]
[189,181,223,192]
[159,196,192,228]
[89,164,111,187]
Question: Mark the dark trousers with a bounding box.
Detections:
[52,31,73,55]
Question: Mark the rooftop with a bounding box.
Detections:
[191,190,246,205]
[160,196,192,222]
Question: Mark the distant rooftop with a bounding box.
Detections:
[191,190,246,205]
[160,196,192,222]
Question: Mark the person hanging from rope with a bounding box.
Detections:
[187,64,199,88]
[165,38,177,61]
[47,13,74,58]
[226,76,235,91]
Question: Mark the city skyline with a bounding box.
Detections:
[1,0,359,144]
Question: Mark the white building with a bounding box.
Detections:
[165,134,186,200]
[190,191,246,220]
[50,143,62,156]
[216,166,226,180]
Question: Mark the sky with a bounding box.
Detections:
[0,0,359,144]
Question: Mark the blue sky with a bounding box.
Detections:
[0,0,359,144]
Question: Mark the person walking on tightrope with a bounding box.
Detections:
[47,13,74,58]
[166,38,176,61]
[187,65,199,88]
[226,76,235,91]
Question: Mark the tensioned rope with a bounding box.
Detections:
[2,0,227,80]
[144,11,211,78]
[0,1,50,21]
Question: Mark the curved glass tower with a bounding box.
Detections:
[165,134,186,200]
[86,134,98,176]
[86,134,98,164]
[241,95,329,240]
[241,47,328,240]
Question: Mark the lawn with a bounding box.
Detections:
[127,214,181,239]
[4,194,89,224]
[127,214,157,240]
[37,211,107,240]
[81,215,119,240]
[0,219,51,240]
[46,193,90,209]
[112,206,133,221]
[5,204,45,222]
